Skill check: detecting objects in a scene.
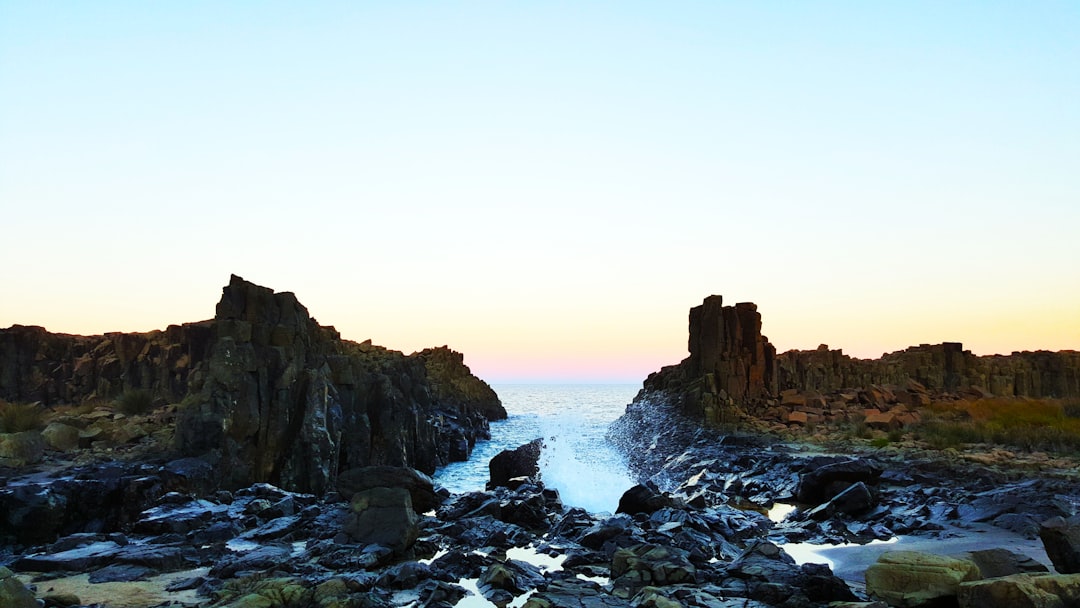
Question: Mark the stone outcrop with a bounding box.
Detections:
[0,322,212,406]
[642,296,777,425]
[777,343,1080,399]
[1,275,506,496]
[632,295,1079,429]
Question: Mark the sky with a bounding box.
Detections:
[1,2,1078,383]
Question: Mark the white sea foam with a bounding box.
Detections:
[434,384,638,514]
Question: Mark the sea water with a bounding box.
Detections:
[434,384,639,514]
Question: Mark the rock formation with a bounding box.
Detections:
[636,295,1079,428]
[0,275,506,494]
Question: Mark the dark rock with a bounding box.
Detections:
[489,439,543,489]
[806,481,875,521]
[616,484,677,516]
[344,487,419,553]
[610,544,696,599]
[13,541,121,572]
[524,577,631,608]
[952,548,1049,578]
[237,515,302,541]
[337,466,441,514]
[1040,515,1080,574]
[376,561,434,589]
[209,543,293,578]
[134,499,227,534]
[796,458,883,505]
[88,564,154,583]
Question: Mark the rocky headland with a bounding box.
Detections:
[1,287,1079,608]
[611,294,1080,606]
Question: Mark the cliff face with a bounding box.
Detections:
[777,343,1080,399]
[0,275,506,493]
[0,323,212,406]
[640,295,1080,426]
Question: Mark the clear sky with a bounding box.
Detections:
[2,2,1078,383]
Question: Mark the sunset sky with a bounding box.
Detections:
[2,2,1078,383]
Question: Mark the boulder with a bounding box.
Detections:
[806,481,874,521]
[0,566,38,608]
[489,439,543,489]
[610,544,695,599]
[865,551,981,607]
[344,487,419,553]
[616,484,677,516]
[1040,515,1080,574]
[958,573,1080,608]
[952,548,1049,578]
[337,466,441,513]
[0,431,44,465]
[796,458,883,505]
[41,422,81,452]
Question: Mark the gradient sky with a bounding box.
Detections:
[2,2,1078,383]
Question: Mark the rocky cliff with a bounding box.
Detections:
[0,275,505,493]
[637,295,1080,427]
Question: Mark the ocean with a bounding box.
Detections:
[433,384,640,514]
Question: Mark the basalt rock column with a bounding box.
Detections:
[644,295,777,426]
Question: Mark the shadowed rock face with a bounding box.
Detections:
[0,275,505,494]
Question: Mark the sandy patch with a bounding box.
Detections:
[20,567,210,608]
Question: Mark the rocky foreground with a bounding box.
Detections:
[2,287,1080,608]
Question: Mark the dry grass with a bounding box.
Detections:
[115,389,155,416]
[0,400,45,433]
[917,397,1080,452]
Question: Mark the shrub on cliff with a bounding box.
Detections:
[0,401,44,433]
[115,389,154,416]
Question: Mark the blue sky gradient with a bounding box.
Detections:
[2,2,1077,382]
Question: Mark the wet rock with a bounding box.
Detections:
[190,520,243,544]
[0,483,68,545]
[13,540,121,572]
[616,484,678,516]
[806,481,874,521]
[337,466,441,514]
[796,458,882,505]
[725,541,858,605]
[1040,515,1080,574]
[865,550,981,607]
[0,566,38,608]
[88,563,154,583]
[239,515,302,541]
[489,439,543,489]
[41,422,81,452]
[952,548,1049,578]
[524,577,631,608]
[210,544,293,579]
[134,498,228,534]
[479,559,545,596]
[376,561,433,589]
[344,487,419,553]
[611,544,696,599]
[958,573,1080,608]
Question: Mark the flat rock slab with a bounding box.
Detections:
[13,541,121,572]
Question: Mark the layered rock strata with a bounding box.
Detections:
[0,275,505,493]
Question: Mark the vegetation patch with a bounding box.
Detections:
[115,389,155,416]
[0,400,45,433]
[916,397,1080,452]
